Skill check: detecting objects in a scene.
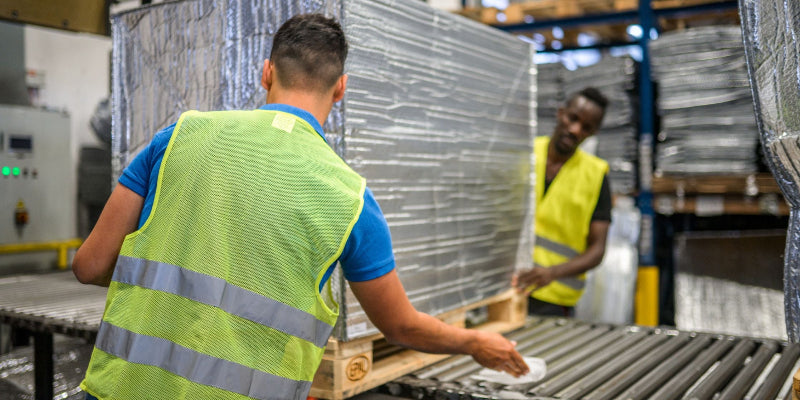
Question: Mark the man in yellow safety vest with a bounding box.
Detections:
[73,13,528,400]
[513,87,612,317]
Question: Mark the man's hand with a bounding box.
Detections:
[511,266,555,295]
[468,330,529,377]
[350,271,529,377]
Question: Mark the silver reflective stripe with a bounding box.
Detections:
[555,276,586,290]
[532,263,586,290]
[113,255,333,348]
[535,235,580,258]
[96,322,311,400]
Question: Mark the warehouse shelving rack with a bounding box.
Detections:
[488,0,739,268]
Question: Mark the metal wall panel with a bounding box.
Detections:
[674,230,786,340]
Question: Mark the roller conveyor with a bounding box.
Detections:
[0,271,106,400]
[2,273,798,400]
[0,271,105,339]
[382,318,800,400]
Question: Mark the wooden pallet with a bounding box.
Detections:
[458,0,637,26]
[651,0,731,9]
[652,174,782,195]
[658,7,740,32]
[308,289,527,400]
[652,174,789,216]
[456,0,735,26]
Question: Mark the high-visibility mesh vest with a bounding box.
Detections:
[81,110,366,400]
[532,136,608,306]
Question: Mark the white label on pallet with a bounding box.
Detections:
[695,195,724,216]
[347,322,368,337]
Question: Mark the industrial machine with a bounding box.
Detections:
[0,105,77,274]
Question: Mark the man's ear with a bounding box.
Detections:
[261,59,272,91]
[332,74,348,103]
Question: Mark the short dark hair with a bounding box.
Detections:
[270,14,348,92]
[566,87,609,114]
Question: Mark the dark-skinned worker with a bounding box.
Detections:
[513,87,612,317]
[73,13,528,400]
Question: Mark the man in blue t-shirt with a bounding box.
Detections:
[73,14,527,399]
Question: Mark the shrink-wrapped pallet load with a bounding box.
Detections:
[111,0,535,340]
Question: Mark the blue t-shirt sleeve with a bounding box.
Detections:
[118,123,176,228]
[339,187,396,282]
[118,123,175,195]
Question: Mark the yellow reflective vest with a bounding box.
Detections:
[81,110,365,400]
[532,136,608,306]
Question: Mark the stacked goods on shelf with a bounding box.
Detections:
[535,62,563,138]
[650,26,758,175]
[111,0,535,344]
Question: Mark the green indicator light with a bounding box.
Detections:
[12,167,20,176]
[1,166,9,176]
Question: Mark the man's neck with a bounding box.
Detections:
[266,90,333,128]
[547,138,574,165]
[546,138,577,181]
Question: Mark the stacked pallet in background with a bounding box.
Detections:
[650,25,759,176]
[535,62,564,138]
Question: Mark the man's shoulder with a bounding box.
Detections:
[575,148,608,169]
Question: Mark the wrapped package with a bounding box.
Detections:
[651,26,759,175]
[111,0,535,340]
[575,196,640,325]
[740,0,800,341]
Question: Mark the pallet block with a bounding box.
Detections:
[308,289,527,400]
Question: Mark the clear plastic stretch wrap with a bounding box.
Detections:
[739,0,800,342]
[574,196,640,325]
[111,0,534,340]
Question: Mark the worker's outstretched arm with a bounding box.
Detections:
[512,219,610,293]
[73,184,143,286]
[349,270,529,377]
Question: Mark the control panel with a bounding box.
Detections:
[0,105,76,273]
